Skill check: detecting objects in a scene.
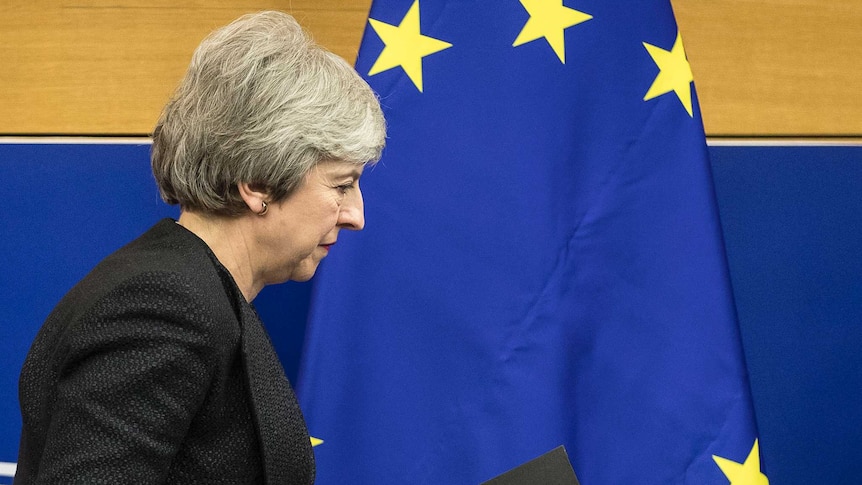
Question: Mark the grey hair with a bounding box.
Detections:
[151,10,386,216]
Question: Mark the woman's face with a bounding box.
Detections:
[259,160,365,283]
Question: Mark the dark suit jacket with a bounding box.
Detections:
[15,219,314,484]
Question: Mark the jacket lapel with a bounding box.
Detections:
[239,303,315,485]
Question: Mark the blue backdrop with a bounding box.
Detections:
[1,141,860,484]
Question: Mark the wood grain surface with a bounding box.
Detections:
[1,0,859,136]
[673,0,862,136]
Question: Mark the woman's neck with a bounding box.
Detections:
[176,211,263,302]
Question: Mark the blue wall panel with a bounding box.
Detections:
[1,143,176,482]
[710,145,862,484]
[1,142,860,483]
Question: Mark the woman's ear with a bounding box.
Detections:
[237,182,270,215]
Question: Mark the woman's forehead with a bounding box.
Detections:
[314,159,364,178]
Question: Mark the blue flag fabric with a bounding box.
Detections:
[297,1,764,483]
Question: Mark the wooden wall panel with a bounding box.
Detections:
[1,0,860,136]
[0,1,371,135]
[673,0,862,136]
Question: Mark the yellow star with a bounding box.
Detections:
[513,0,592,64]
[367,0,452,92]
[643,32,694,116]
[713,439,770,485]
[310,436,324,447]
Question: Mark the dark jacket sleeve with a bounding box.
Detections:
[30,271,239,484]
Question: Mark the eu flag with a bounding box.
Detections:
[297,1,766,483]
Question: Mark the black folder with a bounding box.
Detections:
[480,446,579,485]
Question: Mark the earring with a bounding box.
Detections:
[258,200,268,216]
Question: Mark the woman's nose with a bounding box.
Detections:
[338,185,365,230]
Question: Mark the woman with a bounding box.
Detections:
[15,11,385,485]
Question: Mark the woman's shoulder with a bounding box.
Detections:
[84,219,226,296]
[107,218,221,276]
[44,219,244,353]
[66,267,243,359]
